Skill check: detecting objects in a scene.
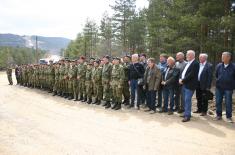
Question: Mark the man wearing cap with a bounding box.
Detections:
[6,66,13,85]
[92,59,103,105]
[122,55,131,105]
[48,60,55,93]
[77,56,87,101]
[102,55,113,108]
[84,62,93,104]
[53,62,61,96]
[58,59,66,96]
[110,57,125,110]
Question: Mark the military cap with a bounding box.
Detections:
[103,55,110,59]
[94,59,100,64]
[113,57,121,61]
[80,56,86,60]
[124,55,131,59]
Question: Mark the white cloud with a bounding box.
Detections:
[0,0,148,39]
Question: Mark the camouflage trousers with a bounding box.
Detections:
[78,79,85,97]
[85,81,92,99]
[7,75,13,85]
[93,81,103,101]
[102,80,111,102]
[111,81,123,103]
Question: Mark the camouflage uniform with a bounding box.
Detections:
[92,64,103,104]
[102,62,112,106]
[6,67,13,85]
[110,62,125,110]
[53,64,60,95]
[122,62,130,105]
[68,62,77,100]
[77,62,86,101]
[85,64,93,104]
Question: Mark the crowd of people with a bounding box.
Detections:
[6,50,235,123]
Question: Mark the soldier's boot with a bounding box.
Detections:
[82,96,87,102]
[68,94,73,100]
[96,100,101,105]
[52,91,57,96]
[123,99,130,106]
[105,101,111,109]
[92,98,98,104]
[64,93,69,98]
[112,102,118,109]
[78,95,83,101]
[87,98,92,104]
[74,95,78,101]
[114,103,121,110]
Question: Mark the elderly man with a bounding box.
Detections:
[143,58,161,113]
[128,54,145,109]
[215,52,235,123]
[174,52,187,113]
[194,53,213,116]
[161,57,180,115]
[179,50,199,122]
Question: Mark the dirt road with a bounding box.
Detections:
[0,72,235,155]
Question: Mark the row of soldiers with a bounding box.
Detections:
[16,55,131,110]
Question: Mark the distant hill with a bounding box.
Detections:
[0,33,71,55]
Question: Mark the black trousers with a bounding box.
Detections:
[196,84,208,113]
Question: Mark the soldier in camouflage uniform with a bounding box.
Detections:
[101,55,113,109]
[53,62,61,96]
[84,62,93,104]
[68,60,77,100]
[92,59,103,105]
[48,60,55,93]
[110,57,125,110]
[58,59,66,96]
[63,59,70,98]
[122,55,131,105]
[77,56,86,101]
[6,66,13,85]
[73,59,80,101]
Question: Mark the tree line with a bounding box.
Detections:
[65,0,235,64]
[0,46,45,70]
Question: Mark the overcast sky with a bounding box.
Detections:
[0,0,148,39]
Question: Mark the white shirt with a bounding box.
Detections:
[181,59,195,80]
[198,61,206,81]
[224,64,229,68]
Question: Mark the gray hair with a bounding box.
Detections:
[176,52,185,58]
[199,53,208,59]
[187,50,195,57]
[222,52,232,57]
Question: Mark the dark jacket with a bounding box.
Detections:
[216,63,235,90]
[181,60,199,90]
[144,65,162,91]
[162,66,180,89]
[198,62,213,90]
[128,62,145,80]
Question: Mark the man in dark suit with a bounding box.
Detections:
[194,53,213,116]
[179,50,199,122]
[161,57,180,115]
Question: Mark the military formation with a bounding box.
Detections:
[15,55,131,110]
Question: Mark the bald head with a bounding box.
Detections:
[176,52,185,62]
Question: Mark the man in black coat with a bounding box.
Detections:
[179,50,199,122]
[161,57,180,114]
[194,53,213,116]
